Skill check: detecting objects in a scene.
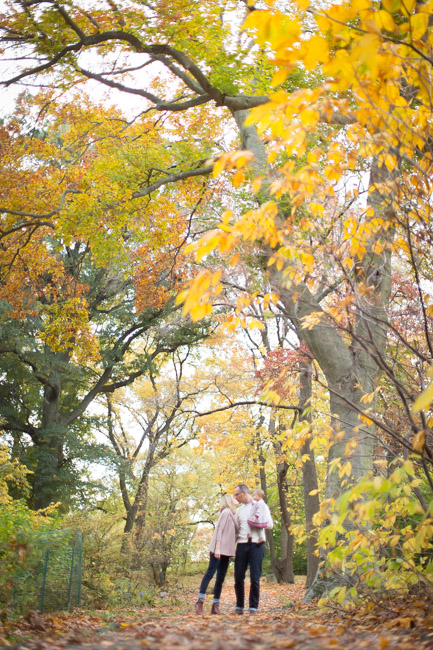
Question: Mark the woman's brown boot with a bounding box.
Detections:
[195,599,204,615]
[211,602,221,615]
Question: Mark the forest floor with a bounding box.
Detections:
[2,577,433,650]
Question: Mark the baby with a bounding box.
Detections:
[247,488,270,542]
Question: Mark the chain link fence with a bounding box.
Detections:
[11,529,82,614]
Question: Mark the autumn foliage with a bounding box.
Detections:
[0,0,433,633]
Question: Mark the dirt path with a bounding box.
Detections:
[7,583,433,650]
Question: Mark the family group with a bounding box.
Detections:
[195,483,273,615]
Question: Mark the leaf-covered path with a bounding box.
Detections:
[5,582,433,650]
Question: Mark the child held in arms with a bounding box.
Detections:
[247,488,271,543]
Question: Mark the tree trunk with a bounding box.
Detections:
[274,448,295,582]
[298,358,320,589]
[256,417,295,583]
[254,425,285,582]
[123,465,151,534]
[33,373,63,510]
[279,520,294,583]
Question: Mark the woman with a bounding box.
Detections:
[195,494,239,615]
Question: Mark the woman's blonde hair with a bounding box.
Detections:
[220,494,236,514]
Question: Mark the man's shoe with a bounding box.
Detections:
[249,609,257,615]
[235,608,244,615]
[195,599,204,615]
[211,602,221,615]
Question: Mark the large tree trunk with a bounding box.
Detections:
[33,372,63,510]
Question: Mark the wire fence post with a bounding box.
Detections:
[76,532,82,607]
[39,548,50,614]
[66,546,75,610]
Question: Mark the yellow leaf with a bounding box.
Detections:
[232,169,245,188]
[272,68,289,86]
[213,155,227,177]
[299,108,320,126]
[374,9,397,32]
[382,0,400,11]
[309,202,324,215]
[412,430,426,452]
[211,269,222,286]
[401,0,416,15]
[412,379,433,413]
[176,289,188,306]
[336,586,347,603]
[247,317,265,330]
[190,303,212,321]
[342,257,354,270]
[253,177,262,193]
[339,461,352,478]
[303,35,330,69]
[384,153,397,171]
[363,19,382,34]
[410,12,429,40]
[309,489,319,496]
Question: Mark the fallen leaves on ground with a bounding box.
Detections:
[1,580,432,650]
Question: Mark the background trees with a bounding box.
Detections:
[0,95,213,509]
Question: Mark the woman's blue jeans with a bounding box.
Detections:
[199,552,231,600]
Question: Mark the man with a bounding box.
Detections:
[233,484,273,614]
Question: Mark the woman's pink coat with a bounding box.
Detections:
[208,508,239,557]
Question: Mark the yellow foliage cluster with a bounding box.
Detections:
[311,460,433,603]
[0,445,31,505]
[178,0,433,354]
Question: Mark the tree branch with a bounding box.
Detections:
[132,165,213,198]
[187,400,300,418]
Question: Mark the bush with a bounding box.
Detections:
[313,460,433,606]
[0,499,61,614]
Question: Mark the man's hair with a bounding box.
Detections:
[236,484,250,494]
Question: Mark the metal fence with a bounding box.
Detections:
[12,529,82,614]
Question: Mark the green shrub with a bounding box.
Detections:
[0,499,60,614]
[313,460,433,606]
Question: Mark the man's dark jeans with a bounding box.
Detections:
[234,541,265,610]
[199,552,231,600]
